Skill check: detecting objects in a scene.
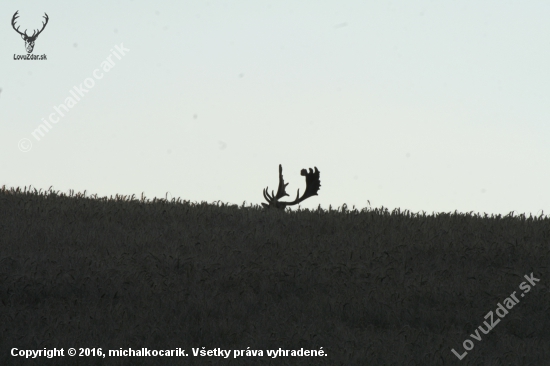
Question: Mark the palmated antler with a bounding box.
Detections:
[262,164,321,210]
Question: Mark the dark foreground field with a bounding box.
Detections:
[1,185,549,365]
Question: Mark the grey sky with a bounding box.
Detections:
[2,1,549,215]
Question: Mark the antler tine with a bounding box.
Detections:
[11,11,26,36]
[32,13,49,38]
[292,189,300,202]
[274,164,290,200]
[39,13,49,33]
[263,188,273,203]
[12,11,19,24]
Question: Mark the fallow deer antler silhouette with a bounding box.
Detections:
[262,164,321,210]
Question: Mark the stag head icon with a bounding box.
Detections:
[262,164,321,210]
[12,11,49,54]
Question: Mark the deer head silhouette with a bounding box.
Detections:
[262,164,321,210]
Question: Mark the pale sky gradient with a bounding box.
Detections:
[2,1,549,216]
